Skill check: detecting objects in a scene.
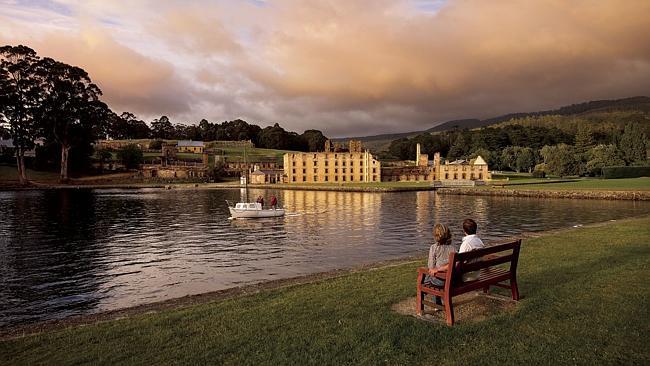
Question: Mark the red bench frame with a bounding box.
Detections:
[416,239,521,326]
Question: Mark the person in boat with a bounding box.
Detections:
[425,223,458,306]
[256,196,264,207]
[270,195,278,209]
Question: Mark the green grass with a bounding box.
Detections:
[0,165,60,183]
[2,217,649,365]
[498,177,650,191]
[142,147,294,165]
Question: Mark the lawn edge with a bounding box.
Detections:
[1,214,648,341]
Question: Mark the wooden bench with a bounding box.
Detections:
[416,239,521,326]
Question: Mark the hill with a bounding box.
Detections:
[339,96,650,152]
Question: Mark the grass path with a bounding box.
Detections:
[1,218,649,365]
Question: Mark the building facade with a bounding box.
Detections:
[177,140,205,153]
[437,155,491,182]
[283,141,381,183]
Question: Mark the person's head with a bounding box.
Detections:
[462,219,478,235]
[433,223,452,245]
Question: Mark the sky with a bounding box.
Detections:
[1,0,649,137]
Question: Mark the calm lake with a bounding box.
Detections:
[1,188,649,327]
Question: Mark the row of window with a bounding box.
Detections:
[291,175,379,182]
[444,173,483,180]
[290,153,367,159]
[291,160,377,167]
[291,168,377,174]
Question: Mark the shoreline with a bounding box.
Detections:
[2,215,645,341]
[1,181,648,200]
[437,187,650,200]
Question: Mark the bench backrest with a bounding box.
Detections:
[447,239,521,282]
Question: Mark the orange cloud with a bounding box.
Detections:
[1,0,649,136]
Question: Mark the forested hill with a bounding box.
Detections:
[338,96,650,152]
[427,96,650,132]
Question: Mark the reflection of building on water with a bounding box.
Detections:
[415,191,432,233]
[281,190,383,235]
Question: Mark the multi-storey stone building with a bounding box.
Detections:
[381,143,491,183]
[283,140,381,183]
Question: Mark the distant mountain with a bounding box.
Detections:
[337,96,650,152]
[427,96,650,132]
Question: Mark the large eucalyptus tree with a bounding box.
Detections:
[0,45,42,184]
[37,58,106,181]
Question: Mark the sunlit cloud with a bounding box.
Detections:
[1,0,649,136]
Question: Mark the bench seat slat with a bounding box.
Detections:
[459,254,513,273]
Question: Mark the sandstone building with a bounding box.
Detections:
[283,140,381,183]
[381,143,490,183]
[177,140,205,153]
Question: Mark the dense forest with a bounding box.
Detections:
[0,45,327,184]
[386,114,648,177]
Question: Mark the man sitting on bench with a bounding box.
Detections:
[458,219,485,281]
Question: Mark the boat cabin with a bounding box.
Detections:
[234,202,262,210]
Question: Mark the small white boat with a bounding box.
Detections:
[228,201,285,219]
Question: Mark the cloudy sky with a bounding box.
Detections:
[1,0,649,137]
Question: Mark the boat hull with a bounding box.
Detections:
[228,207,285,218]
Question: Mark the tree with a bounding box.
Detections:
[116,144,143,169]
[208,161,226,182]
[108,112,150,139]
[574,125,595,155]
[37,58,105,181]
[586,144,625,176]
[447,130,472,159]
[388,138,411,160]
[301,129,327,152]
[257,123,292,150]
[514,147,536,173]
[540,144,579,177]
[150,115,174,139]
[0,45,42,185]
[618,123,647,164]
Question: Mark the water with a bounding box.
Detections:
[0,188,648,327]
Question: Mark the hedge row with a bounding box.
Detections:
[602,165,650,179]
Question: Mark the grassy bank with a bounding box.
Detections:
[495,177,650,191]
[2,217,649,364]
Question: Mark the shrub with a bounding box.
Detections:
[532,169,546,178]
[117,144,144,169]
[532,163,546,178]
[208,161,226,182]
[601,165,650,179]
[149,139,164,150]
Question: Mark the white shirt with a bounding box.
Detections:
[459,234,484,253]
[459,234,484,281]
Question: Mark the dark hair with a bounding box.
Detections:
[463,219,478,235]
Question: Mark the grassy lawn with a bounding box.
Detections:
[0,165,60,183]
[498,177,650,191]
[2,217,649,364]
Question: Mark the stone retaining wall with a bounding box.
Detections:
[437,188,650,201]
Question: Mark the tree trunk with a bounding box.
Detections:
[16,148,27,185]
[60,145,70,182]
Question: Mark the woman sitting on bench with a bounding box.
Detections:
[425,223,458,305]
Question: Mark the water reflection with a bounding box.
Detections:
[0,188,648,327]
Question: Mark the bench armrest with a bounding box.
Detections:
[418,267,447,280]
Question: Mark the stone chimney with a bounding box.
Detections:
[416,143,421,166]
